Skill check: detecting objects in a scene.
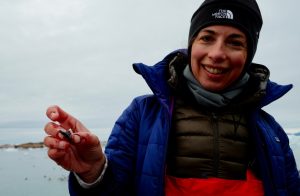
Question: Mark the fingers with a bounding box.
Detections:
[44,122,60,136]
[72,132,101,147]
[44,136,70,150]
[45,105,88,133]
[44,128,99,149]
[46,105,69,123]
[44,122,73,143]
[46,105,77,131]
[44,127,103,174]
[47,148,67,160]
[47,146,71,170]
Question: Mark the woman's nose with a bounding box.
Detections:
[208,42,226,62]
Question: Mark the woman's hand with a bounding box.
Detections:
[44,105,105,183]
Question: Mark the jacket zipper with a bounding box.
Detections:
[211,112,219,177]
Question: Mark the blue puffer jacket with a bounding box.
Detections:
[69,49,300,196]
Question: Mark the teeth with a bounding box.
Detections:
[205,66,223,74]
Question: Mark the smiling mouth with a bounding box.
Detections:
[204,65,226,74]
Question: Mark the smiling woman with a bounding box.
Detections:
[0,0,299,195]
[41,0,300,196]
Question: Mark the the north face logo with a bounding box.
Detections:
[212,9,233,19]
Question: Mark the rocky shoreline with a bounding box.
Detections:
[0,142,44,149]
[0,141,107,149]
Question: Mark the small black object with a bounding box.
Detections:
[59,129,73,143]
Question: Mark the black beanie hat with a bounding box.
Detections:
[189,0,263,68]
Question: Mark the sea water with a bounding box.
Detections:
[0,148,68,196]
[0,127,111,196]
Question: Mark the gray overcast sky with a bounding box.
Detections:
[0,0,299,130]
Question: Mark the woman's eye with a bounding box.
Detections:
[229,40,246,48]
[199,35,213,42]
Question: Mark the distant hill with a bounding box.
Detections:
[294,132,300,136]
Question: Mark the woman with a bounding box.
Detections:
[44,0,300,195]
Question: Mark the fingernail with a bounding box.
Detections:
[73,134,81,144]
[50,111,57,119]
[57,132,64,139]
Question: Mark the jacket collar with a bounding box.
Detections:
[261,81,293,107]
[132,49,187,107]
[132,49,293,109]
[248,63,293,108]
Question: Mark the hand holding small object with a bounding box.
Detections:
[44,105,106,183]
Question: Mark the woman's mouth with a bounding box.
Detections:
[204,65,226,74]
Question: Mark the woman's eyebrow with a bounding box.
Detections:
[229,33,247,40]
[200,29,216,35]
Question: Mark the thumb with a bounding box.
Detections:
[46,105,88,133]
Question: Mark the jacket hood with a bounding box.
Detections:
[133,49,187,107]
[244,63,293,108]
[132,49,293,108]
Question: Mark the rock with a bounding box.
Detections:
[0,142,44,149]
[15,142,44,149]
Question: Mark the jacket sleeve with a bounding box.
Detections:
[274,121,300,195]
[262,111,300,195]
[68,97,141,196]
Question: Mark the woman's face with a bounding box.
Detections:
[190,25,248,92]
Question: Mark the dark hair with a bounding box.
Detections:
[187,37,196,65]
